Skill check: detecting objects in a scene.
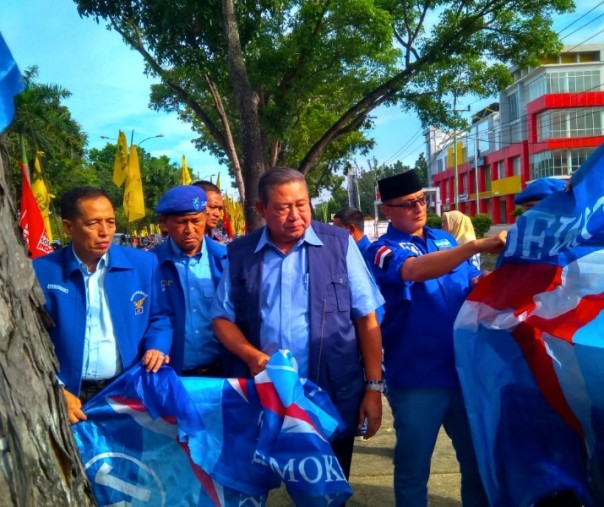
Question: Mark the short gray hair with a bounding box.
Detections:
[258,168,307,205]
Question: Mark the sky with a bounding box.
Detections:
[2,1,604,194]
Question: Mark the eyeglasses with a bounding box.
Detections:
[385,196,427,210]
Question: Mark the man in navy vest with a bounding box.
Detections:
[153,185,227,376]
[211,168,384,478]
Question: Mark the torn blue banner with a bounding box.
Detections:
[0,31,24,133]
[455,143,604,506]
[72,350,352,506]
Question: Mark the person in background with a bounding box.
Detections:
[333,206,385,324]
[192,180,225,239]
[153,185,227,376]
[367,170,507,507]
[33,187,172,424]
[441,210,481,270]
[333,207,371,259]
[514,177,568,211]
[211,168,385,479]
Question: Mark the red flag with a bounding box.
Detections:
[19,162,52,258]
[222,206,234,238]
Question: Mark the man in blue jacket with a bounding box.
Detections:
[153,185,227,376]
[33,187,172,424]
[211,168,384,479]
[367,170,507,507]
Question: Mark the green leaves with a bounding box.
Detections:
[70,0,572,226]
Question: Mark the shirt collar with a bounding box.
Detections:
[72,245,108,274]
[386,222,432,242]
[254,223,323,254]
[168,236,203,260]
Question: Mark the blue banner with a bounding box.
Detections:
[455,143,604,506]
[72,350,352,506]
[0,31,24,133]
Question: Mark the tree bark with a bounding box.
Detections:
[221,0,265,231]
[0,143,94,506]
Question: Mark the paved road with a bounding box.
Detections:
[268,395,461,506]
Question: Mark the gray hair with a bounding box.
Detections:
[258,168,307,205]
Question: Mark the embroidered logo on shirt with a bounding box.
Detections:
[374,246,394,270]
[160,279,173,292]
[130,291,148,315]
[47,283,69,294]
[398,242,423,256]
[434,238,454,251]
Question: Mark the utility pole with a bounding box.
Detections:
[452,97,470,210]
[474,134,480,214]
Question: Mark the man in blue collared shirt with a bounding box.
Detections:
[211,168,385,479]
[153,185,227,376]
[367,171,507,507]
[33,187,172,424]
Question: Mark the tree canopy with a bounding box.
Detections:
[73,0,572,230]
[2,70,185,235]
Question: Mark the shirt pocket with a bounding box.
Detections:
[325,272,351,313]
[202,281,216,301]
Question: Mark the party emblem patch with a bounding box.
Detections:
[130,291,148,316]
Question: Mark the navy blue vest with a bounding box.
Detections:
[225,221,364,434]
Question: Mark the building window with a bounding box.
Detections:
[509,91,519,121]
[530,148,596,179]
[528,75,547,102]
[537,107,604,141]
[550,70,600,93]
[512,156,522,176]
[497,160,505,179]
[528,70,601,102]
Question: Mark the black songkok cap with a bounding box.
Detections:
[378,170,423,202]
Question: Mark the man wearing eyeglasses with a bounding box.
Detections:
[368,170,507,507]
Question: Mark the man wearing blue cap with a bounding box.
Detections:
[514,177,568,211]
[153,185,228,376]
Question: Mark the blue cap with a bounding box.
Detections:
[514,178,567,205]
[155,185,207,214]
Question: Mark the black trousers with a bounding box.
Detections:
[79,378,116,404]
[180,362,223,378]
[330,433,356,480]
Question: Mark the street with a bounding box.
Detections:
[269,395,462,506]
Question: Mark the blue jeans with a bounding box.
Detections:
[387,387,488,507]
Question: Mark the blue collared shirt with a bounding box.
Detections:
[211,225,384,377]
[169,237,221,368]
[74,248,123,381]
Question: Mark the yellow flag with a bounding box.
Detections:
[180,155,192,185]
[113,131,129,187]
[31,151,53,241]
[215,173,221,190]
[123,145,146,222]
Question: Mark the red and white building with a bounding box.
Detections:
[426,44,604,224]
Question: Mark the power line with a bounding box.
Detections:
[372,4,604,168]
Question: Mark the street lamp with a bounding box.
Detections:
[100,133,164,146]
[136,134,164,147]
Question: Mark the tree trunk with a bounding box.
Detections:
[0,143,94,506]
[221,0,265,231]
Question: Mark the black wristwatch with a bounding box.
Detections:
[365,379,385,393]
